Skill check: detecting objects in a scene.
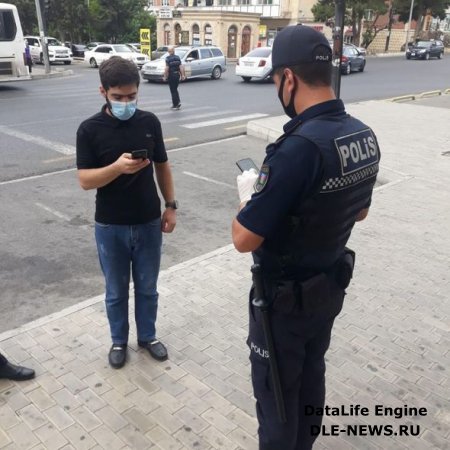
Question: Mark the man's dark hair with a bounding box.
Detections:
[275,62,332,87]
[99,56,140,90]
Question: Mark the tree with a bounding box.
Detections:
[7,0,38,34]
[394,0,449,39]
[312,0,388,46]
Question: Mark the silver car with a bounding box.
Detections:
[142,46,226,82]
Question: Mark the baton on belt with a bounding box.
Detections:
[251,263,287,424]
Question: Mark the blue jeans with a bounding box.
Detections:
[95,219,162,345]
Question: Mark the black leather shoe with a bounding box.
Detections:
[138,339,168,361]
[0,362,35,381]
[108,344,127,369]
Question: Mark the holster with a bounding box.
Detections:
[270,248,356,315]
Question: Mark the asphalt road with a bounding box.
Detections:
[0,56,449,331]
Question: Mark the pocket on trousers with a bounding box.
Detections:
[250,357,271,397]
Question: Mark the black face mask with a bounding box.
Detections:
[277,73,297,119]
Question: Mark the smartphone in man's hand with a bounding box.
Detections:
[131,149,148,160]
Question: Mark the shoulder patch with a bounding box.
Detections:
[254,164,270,193]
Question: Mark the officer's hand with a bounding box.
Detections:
[114,153,150,175]
[237,168,258,203]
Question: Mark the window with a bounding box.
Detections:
[210,48,223,57]
[218,0,231,5]
[0,10,16,41]
[238,0,250,4]
[200,48,212,58]
[187,50,199,60]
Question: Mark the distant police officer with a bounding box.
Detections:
[164,46,185,109]
[232,25,380,450]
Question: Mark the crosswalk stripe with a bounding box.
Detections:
[182,113,269,129]
[0,125,75,155]
[163,109,240,124]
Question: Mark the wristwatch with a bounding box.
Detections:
[165,200,179,210]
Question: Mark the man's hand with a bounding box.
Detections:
[114,153,150,175]
[237,169,258,203]
[161,208,176,233]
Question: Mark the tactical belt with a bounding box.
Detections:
[267,248,355,315]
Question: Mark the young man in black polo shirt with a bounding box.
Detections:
[76,56,177,369]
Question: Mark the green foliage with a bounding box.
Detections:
[395,0,449,23]
[7,0,156,45]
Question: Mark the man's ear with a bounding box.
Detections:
[99,86,106,97]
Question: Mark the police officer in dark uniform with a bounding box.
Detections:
[232,25,380,449]
[164,46,185,110]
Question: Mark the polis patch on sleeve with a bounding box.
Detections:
[334,129,379,175]
[254,164,270,193]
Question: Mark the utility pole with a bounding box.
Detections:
[404,0,415,52]
[35,0,50,74]
[331,0,345,98]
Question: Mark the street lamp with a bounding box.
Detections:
[404,0,415,52]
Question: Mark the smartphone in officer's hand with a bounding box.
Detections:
[131,149,148,160]
[236,158,259,173]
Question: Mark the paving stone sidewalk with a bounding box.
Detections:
[0,99,449,450]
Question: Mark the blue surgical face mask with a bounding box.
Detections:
[108,99,137,121]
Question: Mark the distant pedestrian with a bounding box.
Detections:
[76,56,177,369]
[0,351,34,381]
[164,46,185,110]
[24,40,32,74]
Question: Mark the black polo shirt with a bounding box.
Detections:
[166,54,182,75]
[76,106,168,225]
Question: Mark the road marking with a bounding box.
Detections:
[0,126,75,155]
[35,202,71,221]
[0,168,76,186]
[224,124,247,130]
[0,136,246,186]
[43,155,75,164]
[164,109,240,124]
[182,171,235,189]
[182,113,268,129]
[167,135,245,153]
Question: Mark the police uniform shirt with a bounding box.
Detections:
[166,54,182,75]
[237,99,372,275]
[76,106,168,225]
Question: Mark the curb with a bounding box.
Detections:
[31,69,74,80]
[389,88,450,102]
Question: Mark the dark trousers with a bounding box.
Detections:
[0,352,7,366]
[168,73,180,107]
[247,286,345,450]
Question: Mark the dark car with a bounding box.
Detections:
[86,41,106,51]
[406,40,444,60]
[341,45,366,75]
[71,44,87,58]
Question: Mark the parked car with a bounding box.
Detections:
[85,41,106,51]
[235,47,272,82]
[346,42,366,56]
[406,40,444,60]
[142,46,226,82]
[25,36,72,65]
[70,43,87,58]
[341,45,366,74]
[126,43,141,52]
[84,44,149,68]
[151,45,170,60]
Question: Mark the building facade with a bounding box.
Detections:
[150,0,326,58]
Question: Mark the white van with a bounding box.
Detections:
[0,3,30,81]
[25,35,72,64]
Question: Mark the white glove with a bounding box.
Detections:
[237,168,258,203]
